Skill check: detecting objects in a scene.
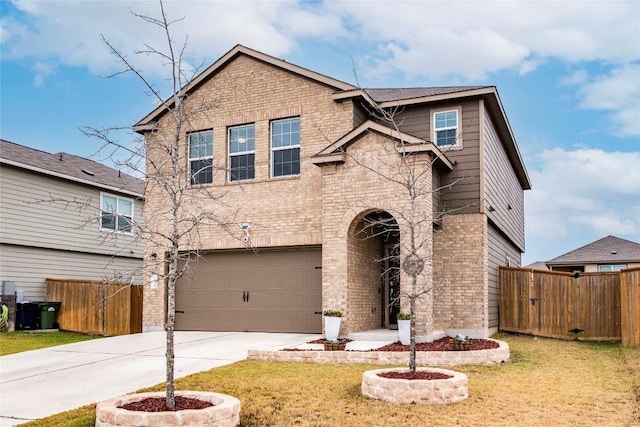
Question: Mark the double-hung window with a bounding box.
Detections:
[101,193,133,233]
[433,109,459,147]
[271,117,300,177]
[228,124,255,181]
[188,130,213,185]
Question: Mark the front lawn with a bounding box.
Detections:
[21,334,640,426]
[0,330,102,356]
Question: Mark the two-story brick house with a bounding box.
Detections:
[135,45,530,340]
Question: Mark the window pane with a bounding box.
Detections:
[230,154,255,181]
[271,118,300,148]
[190,159,212,184]
[101,213,116,230]
[117,216,132,232]
[118,199,133,216]
[102,195,116,212]
[273,148,300,177]
[189,130,213,157]
[436,129,457,146]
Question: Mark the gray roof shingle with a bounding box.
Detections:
[364,86,488,103]
[546,235,640,265]
[0,139,144,197]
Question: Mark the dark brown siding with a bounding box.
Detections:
[488,223,522,328]
[393,101,482,214]
[483,108,525,251]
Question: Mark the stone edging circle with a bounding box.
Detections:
[362,367,468,405]
[95,391,240,427]
[248,338,509,366]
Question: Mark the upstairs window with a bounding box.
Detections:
[271,117,300,177]
[433,109,459,147]
[228,124,255,182]
[188,130,213,185]
[101,193,133,233]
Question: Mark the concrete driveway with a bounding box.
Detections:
[0,331,318,426]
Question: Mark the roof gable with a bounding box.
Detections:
[134,44,356,131]
[0,139,144,197]
[547,235,640,265]
[311,120,453,170]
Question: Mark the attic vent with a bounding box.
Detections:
[611,250,617,255]
[81,169,95,176]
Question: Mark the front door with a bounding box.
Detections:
[383,244,400,328]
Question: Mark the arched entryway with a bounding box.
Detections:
[347,210,400,332]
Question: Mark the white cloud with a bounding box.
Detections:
[526,147,640,240]
[576,65,640,137]
[523,147,640,263]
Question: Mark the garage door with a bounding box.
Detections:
[175,247,322,333]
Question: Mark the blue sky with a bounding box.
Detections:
[1,0,639,265]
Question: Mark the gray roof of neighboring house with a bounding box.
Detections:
[0,139,145,197]
[546,235,640,265]
[364,86,487,103]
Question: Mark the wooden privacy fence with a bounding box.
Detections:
[46,279,143,336]
[499,266,640,346]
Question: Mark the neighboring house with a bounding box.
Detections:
[135,45,531,339]
[0,139,145,301]
[546,235,640,273]
[524,261,549,271]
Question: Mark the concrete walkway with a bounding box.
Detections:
[0,331,319,426]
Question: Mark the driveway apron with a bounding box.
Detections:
[0,331,317,426]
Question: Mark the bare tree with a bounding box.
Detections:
[82,1,242,408]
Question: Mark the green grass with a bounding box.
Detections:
[0,330,102,356]
[20,334,640,426]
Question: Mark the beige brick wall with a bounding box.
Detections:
[433,213,488,336]
[142,55,356,330]
[320,132,435,336]
[141,53,494,338]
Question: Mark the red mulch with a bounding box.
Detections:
[119,396,213,412]
[372,337,499,352]
[378,371,452,380]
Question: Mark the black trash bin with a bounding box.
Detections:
[16,302,40,330]
[39,302,61,329]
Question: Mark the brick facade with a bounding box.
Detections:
[137,46,527,338]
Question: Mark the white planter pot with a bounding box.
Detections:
[324,316,342,341]
[397,319,411,345]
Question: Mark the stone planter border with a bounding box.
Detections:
[95,391,240,427]
[248,338,509,366]
[362,367,468,405]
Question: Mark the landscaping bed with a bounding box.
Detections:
[248,338,510,366]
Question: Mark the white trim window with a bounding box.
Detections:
[228,124,255,182]
[101,193,133,233]
[271,117,300,177]
[598,264,627,272]
[188,130,213,185]
[433,109,459,147]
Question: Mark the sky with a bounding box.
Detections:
[1,0,639,265]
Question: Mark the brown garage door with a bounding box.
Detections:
[175,247,322,333]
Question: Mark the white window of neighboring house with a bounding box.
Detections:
[101,193,133,233]
[188,130,213,185]
[598,264,627,272]
[228,124,255,182]
[433,109,460,147]
[271,117,300,177]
